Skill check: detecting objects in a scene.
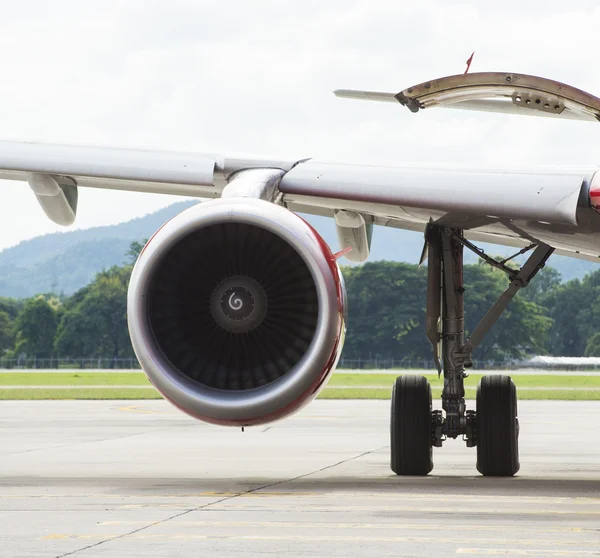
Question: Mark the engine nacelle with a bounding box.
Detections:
[128,198,346,426]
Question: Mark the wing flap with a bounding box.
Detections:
[336,72,600,122]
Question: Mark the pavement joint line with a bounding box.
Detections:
[40,534,600,545]
[3,492,596,504]
[96,520,594,533]
[51,444,387,558]
[192,504,600,516]
[455,549,600,556]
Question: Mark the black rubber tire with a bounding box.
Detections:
[390,375,433,475]
[476,375,520,476]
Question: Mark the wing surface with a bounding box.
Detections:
[1,138,597,262]
[280,161,583,225]
[0,140,297,224]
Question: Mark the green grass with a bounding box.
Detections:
[3,372,600,388]
[1,386,598,401]
[329,373,600,388]
[0,372,150,386]
[0,387,161,400]
[0,371,599,400]
[320,387,600,400]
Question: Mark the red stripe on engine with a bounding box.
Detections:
[591,185,600,213]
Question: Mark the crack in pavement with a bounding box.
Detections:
[53,444,388,558]
[0,427,173,457]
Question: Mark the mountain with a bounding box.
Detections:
[0,201,197,298]
[0,201,597,298]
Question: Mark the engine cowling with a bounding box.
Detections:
[128,197,346,426]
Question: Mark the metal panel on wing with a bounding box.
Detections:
[0,140,217,188]
[280,162,585,226]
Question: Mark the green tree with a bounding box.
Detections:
[125,239,148,265]
[464,265,552,361]
[540,269,600,356]
[0,296,21,320]
[341,262,429,361]
[340,261,553,363]
[54,265,134,360]
[585,332,600,357]
[12,296,59,358]
[519,266,562,305]
[0,310,13,354]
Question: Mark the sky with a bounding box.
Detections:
[2,0,600,250]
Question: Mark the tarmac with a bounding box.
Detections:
[1,399,599,557]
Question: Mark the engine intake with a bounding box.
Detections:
[128,198,345,426]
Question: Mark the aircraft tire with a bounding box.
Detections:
[476,374,520,476]
[390,375,433,476]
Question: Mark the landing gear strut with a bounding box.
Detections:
[390,225,553,476]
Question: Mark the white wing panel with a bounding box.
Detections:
[280,162,586,226]
[0,140,217,191]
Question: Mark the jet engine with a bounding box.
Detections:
[128,198,346,426]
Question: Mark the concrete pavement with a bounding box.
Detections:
[1,400,599,557]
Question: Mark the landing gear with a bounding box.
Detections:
[390,225,553,477]
[390,375,433,476]
[476,375,520,476]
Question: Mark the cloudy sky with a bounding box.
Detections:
[2,0,600,250]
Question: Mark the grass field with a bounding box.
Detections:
[0,371,599,400]
[0,372,152,386]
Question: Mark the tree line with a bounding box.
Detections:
[0,242,599,363]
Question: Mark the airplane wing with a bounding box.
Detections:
[1,72,599,263]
